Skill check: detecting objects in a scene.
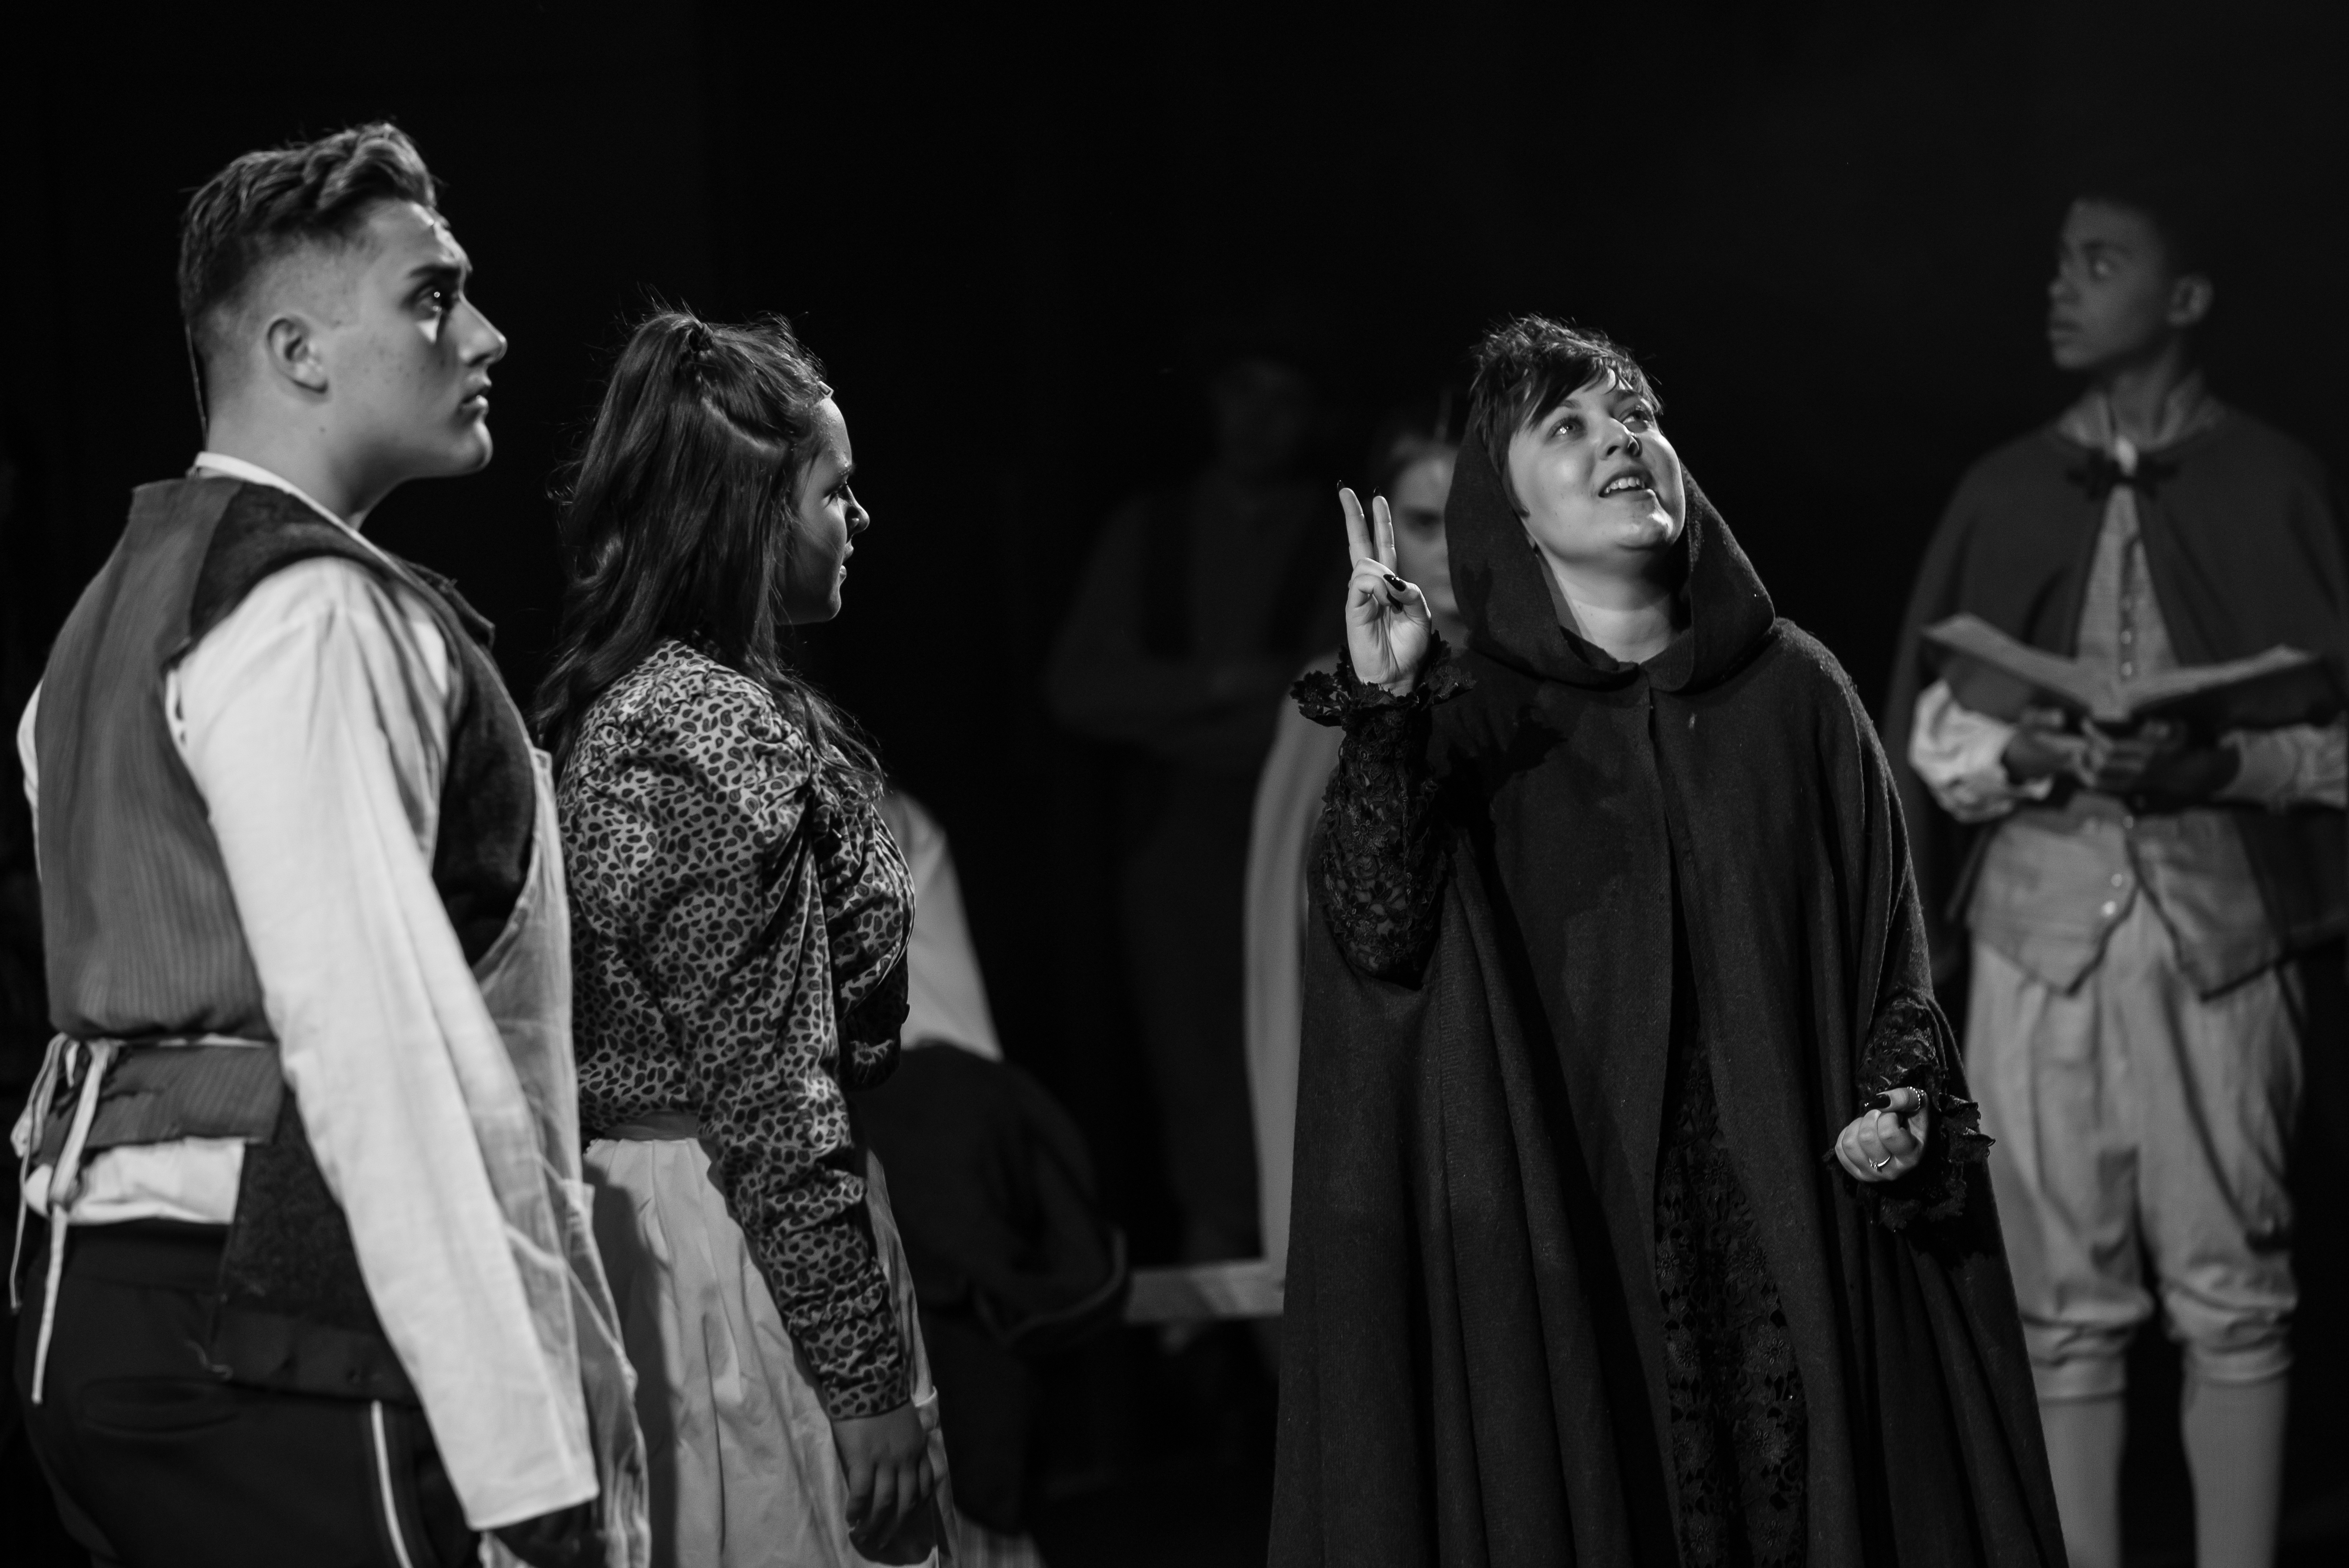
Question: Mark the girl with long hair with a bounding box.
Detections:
[537,311,948,1566]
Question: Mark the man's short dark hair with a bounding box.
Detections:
[2071,167,2219,285]
[178,123,438,387]
[1467,315,1661,487]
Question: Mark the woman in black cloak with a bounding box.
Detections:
[1270,317,2065,1568]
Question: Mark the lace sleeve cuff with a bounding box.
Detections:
[1307,640,1471,981]
[1846,992,1994,1233]
[1292,640,1472,731]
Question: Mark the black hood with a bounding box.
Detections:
[1445,431,1776,694]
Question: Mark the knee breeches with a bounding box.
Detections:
[1965,902,2300,1401]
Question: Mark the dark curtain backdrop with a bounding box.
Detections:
[5,1,2348,1555]
[5,0,2345,1226]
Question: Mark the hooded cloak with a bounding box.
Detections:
[1270,437,2063,1566]
[1881,408,2349,983]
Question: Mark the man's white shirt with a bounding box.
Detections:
[16,454,595,1527]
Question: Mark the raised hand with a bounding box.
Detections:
[1340,486,1436,695]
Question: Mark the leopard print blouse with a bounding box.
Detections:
[560,638,914,1418]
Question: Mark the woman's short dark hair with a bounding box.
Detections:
[532,310,880,791]
[178,123,437,387]
[1466,315,1661,488]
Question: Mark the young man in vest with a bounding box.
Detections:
[12,124,643,1567]
[1886,182,2347,1568]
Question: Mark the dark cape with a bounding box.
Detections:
[1882,408,2349,984]
[1270,438,2064,1566]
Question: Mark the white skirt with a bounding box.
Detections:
[585,1128,955,1568]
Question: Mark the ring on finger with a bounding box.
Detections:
[1871,1155,1892,1172]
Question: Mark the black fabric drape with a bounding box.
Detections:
[854,1046,1127,1532]
[1273,438,2064,1566]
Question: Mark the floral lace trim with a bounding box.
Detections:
[1840,992,1993,1232]
[1305,640,1472,981]
[1291,636,1472,729]
[1656,1032,1807,1567]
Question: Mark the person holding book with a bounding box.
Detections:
[1884,179,2349,1568]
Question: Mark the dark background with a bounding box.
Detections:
[4,1,2346,1562]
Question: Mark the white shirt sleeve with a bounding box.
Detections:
[17,685,37,821]
[176,558,595,1528]
[887,791,1003,1060]
[2220,720,2349,809]
[1908,679,2052,823]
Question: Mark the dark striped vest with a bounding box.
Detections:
[33,476,538,1402]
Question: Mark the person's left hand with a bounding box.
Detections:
[831,1402,936,1554]
[1834,1087,1930,1183]
[2080,718,2239,802]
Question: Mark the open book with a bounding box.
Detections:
[1923,613,2339,729]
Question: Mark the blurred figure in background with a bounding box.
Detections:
[861,790,1128,1568]
[1048,352,1344,1265]
[1886,180,2347,1568]
[1242,395,1463,1280]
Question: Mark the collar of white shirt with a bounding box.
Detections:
[190,452,365,539]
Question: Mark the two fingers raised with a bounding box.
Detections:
[1339,486,1397,570]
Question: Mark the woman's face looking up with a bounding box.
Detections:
[782,397,868,624]
[1505,373,1685,581]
